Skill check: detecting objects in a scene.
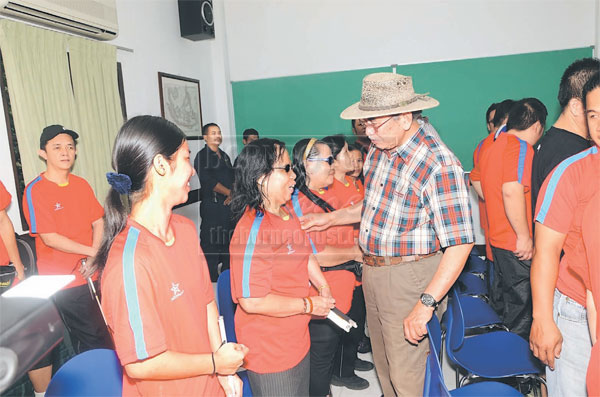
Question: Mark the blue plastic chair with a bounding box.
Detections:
[463,254,488,276]
[424,315,523,396]
[450,294,506,332]
[445,288,543,390]
[457,272,488,300]
[216,270,253,397]
[45,349,122,397]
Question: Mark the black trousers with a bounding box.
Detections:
[200,202,232,282]
[309,319,342,396]
[490,246,533,340]
[53,283,113,354]
[333,286,366,378]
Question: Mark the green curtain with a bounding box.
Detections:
[0,19,123,205]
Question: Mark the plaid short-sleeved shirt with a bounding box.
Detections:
[360,127,474,256]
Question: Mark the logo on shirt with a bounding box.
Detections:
[54,202,63,211]
[286,243,295,255]
[170,282,184,301]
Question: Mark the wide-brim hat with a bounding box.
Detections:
[341,73,439,120]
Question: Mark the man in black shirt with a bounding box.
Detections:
[531,58,599,211]
[194,122,235,281]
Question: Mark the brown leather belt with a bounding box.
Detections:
[362,252,438,267]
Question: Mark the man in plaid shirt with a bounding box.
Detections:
[301,73,474,396]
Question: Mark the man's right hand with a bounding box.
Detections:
[514,235,533,261]
[530,318,562,370]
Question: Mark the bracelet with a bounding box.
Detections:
[306,296,313,314]
[302,297,308,314]
[318,284,330,294]
[211,352,216,375]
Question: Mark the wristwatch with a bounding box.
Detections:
[420,293,439,309]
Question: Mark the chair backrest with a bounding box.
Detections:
[216,270,237,343]
[16,233,37,276]
[447,288,466,353]
[45,349,122,397]
[423,315,451,397]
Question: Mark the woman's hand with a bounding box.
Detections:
[214,343,248,375]
[310,296,335,316]
[218,374,243,397]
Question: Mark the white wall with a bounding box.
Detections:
[223,0,596,82]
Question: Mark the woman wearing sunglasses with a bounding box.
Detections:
[97,116,247,396]
[290,138,364,396]
[229,138,335,396]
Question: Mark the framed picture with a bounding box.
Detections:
[158,72,203,139]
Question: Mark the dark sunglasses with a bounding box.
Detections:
[273,164,292,173]
[307,156,334,166]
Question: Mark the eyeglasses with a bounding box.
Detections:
[363,116,393,133]
[307,156,334,166]
[273,164,292,173]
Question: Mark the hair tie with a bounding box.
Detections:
[303,138,318,161]
[106,172,132,195]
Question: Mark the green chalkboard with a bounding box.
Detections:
[232,47,593,167]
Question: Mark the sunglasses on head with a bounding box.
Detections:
[273,164,292,173]
[307,156,334,166]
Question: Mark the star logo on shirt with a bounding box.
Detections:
[286,243,295,255]
[170,282,184,301]
[54,202,63,211]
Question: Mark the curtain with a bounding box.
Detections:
[68,37,122,200]
[0,19,123,204]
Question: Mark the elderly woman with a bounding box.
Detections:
[229,138,335,396]
[290,137,365,395]
[98,116,247,396]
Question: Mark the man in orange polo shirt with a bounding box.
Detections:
[532,72,600,396]
[480,98,547,340]
[23,125,111,353]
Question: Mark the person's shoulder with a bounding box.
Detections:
[24,175,46,198]
[422,131,463,170]
[548,146,598,185]
[69,174,92,187]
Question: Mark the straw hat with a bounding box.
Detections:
[341,73,439,120]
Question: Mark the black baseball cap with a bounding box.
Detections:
[40,125,79,149]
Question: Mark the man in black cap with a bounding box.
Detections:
[22,125,111,355]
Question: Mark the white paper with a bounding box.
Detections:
[3,275,75,299]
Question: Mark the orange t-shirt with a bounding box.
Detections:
[292,187,356,314]
[471,134,498,260]
[535,146,600,306]
[230,207,312,374]
[101,215,222,397]
[0,181,12,267]
[480,134,534,251]
[568,190,600,396]
[22,173,103,288]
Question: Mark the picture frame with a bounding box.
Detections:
[158,72,203,139]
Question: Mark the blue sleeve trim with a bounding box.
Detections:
[536,146,597,224]
[517,138,527,184]
[242,213,264,298]
[25,176,43,233]
[122,227,149,360]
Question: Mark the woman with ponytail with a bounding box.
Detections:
[228,138,335,396]
[290,138,365,395]
[98,115,247,396]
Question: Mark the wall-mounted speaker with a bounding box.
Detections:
[178,0,215,41]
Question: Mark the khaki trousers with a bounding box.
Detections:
[363,252,445,396]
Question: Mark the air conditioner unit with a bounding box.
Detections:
[0,0,118,40]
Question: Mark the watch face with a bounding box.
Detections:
[421,293,436,307]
